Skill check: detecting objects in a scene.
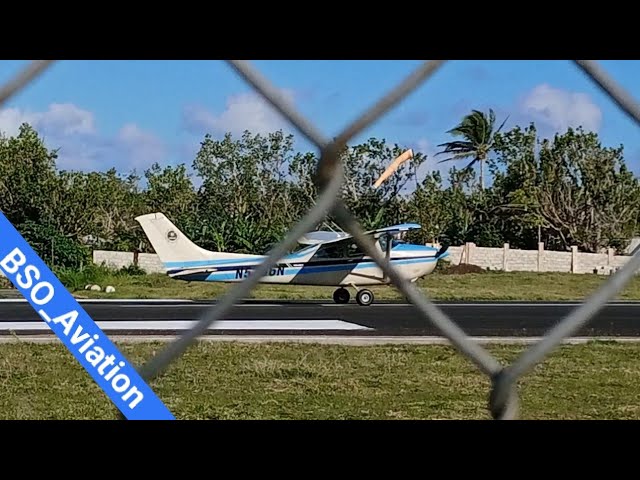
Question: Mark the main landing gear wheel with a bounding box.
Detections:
[333,287,350,304]
[356,289,374,306]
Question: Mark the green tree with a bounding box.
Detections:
[19,220,91,269]
[407,170,449,244]
[534,128,640,253]
[192,129,302,253]
[0,123,59,227]
[144,163,197,217]
[435,109,508,191]
[490,125,640,253]
[441,166,478,246]
[52,168,143,251]
[485,123,544,249]
[339,138,425,230]
[142,162,198,251]
[5,116,637,262]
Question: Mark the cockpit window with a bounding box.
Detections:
[378,235,388,251]
[378,235,406,252]
[347,242,364,257]
[315,241,365,259]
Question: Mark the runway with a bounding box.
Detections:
[1,299,640,337]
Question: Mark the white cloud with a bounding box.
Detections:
[414,138,433,156]
[0,108,31,137]
[0,103,168,172]
[116,123,168,169]
[183,88,297,137]
[519,83,602,133]
[0,103,96,138]
[412,138,450,178]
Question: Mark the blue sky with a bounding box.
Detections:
[1,60,640,182]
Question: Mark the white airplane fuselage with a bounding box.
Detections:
[164,242,447,286]
[134,212,449,293]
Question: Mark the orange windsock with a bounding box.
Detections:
[373,149,414,188]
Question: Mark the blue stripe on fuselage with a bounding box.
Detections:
[391,243,440,252]
[162,244,441,270]
[163,257,265,269]
[168,253,448,281]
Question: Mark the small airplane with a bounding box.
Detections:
[135,148,449,306]
[135,212,450,306]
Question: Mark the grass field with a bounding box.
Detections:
[1,340,639,419]
[67,270,640,302]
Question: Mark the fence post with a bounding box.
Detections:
[538,242,544,272]
[571,246,578,274]
[503,243,509,272]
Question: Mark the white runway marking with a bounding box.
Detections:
[0,320,372,331]
[0,298,196,303]
[119,304,288,308]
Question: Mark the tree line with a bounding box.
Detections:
[1,108,639,271]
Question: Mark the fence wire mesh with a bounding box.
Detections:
[3,59,640,420]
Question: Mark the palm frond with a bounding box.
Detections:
[446,109,494,145]
[435,140,475,153]
[437,107,507,191]
[461,156,479,172]
[436,152,476,164]
[494,114,510,136]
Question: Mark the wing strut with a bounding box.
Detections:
[382,232,393,282]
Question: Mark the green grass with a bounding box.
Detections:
[69,269,640,301]
[1,341,640,419]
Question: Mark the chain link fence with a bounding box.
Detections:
[2,59,640,420]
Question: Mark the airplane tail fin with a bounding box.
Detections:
[135,212,259,270]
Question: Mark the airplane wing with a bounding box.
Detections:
[364,223,422,237]
[298,230,350,245]
[298,223,421,246]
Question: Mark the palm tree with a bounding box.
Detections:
[435,109,508,191]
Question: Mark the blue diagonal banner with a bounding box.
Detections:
[0,211,175,420]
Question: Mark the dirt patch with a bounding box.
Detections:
[441,263,486,275]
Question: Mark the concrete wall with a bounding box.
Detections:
[92,241,639,276]
[431,242,630,275]
[94,250,165,274]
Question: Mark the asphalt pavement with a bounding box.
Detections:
[0,299,639,337]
